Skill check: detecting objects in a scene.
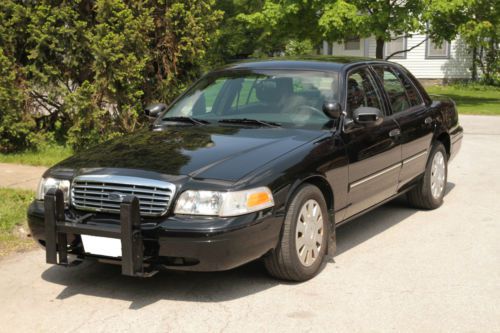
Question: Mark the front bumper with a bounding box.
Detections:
[28,190,282,276]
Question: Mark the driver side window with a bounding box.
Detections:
[346,68,382,116]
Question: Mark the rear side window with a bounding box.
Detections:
[231,77,259,110]
[372,65,411,114]
[391,67,423,107]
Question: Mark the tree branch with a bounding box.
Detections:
[385,36,428,60]
[29,91,63,110]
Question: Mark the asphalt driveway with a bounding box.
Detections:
[0,115,499,332]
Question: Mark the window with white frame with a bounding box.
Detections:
[385,36,407,59]
[426,39,450,58]
[344,36,361,51]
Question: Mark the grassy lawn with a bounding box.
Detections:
[426,84,500,115]
[0,188,36,257]
[0,144,72,167]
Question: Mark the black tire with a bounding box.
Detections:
[264,184,329,282]
[407,142,448,210]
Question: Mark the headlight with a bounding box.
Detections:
[36,177,71,203]
[174,187,274,217]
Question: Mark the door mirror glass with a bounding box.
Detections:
[144,103,167,118]
[322,100,342,119]
[353,107,384,126]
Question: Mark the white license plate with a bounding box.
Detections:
[81,235,122,257]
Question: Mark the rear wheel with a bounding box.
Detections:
[408,142,448,209]
[265,184,329,281]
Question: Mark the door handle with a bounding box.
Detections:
[424,117,433,125]
[389,129,401,137]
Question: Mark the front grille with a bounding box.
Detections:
[71,175,176,217]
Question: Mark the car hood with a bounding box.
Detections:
[54,126,325,182]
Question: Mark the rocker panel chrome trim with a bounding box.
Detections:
[349,163,402,190]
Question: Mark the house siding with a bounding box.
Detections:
[328,34,472,79]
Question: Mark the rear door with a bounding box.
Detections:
[371,64,433,188]
[342,66,402,218]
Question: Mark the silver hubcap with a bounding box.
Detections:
[295,199,323,267]
[430,151,446,199]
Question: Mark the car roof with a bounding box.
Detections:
[217,56,392,73]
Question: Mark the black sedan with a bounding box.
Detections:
[28,57,463,281]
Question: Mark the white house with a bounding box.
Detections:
[322,34,472,82]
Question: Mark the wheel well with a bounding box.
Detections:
[304,176,334,212]
[436,132,451,158]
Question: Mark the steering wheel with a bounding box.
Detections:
[297,105,325,118]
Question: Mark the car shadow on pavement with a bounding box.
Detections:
[336,183,455,256]
[41,183,455,309]
[41,257,278,309]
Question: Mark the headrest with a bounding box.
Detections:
[255,77,293,104]
[348,78,359,90]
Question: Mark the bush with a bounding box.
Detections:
[0,0,222,152]
[284,39,315,56]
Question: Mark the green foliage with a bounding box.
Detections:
[0,50,35,153]
[0,2,37,153]
[284,39,315,56]
[238,0,427,59]
[147,0,223,102]
[208,0,265,63]
[0,0,222,152]
[426,83,500,115]
[0,144,72,166]
[237,1,322,55]
[0,0,497,156]
[426,0,499,84]
[0,188,35,256]
[0,188,33,232]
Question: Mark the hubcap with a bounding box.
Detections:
[430,151,446,199]
[295,199,323,267]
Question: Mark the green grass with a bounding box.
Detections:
[426,84,500,115]
[0,144,72,167]
[0,188,36,257]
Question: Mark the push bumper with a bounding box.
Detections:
[44,189,152,277]
[29,189,282,276]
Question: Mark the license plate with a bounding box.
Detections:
[81,235,122,257]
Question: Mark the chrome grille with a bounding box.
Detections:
[71,175,176,217]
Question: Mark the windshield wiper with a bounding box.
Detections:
[162,116,209,125]
[218,118,281,128]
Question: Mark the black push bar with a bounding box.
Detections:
[44,188,153,277]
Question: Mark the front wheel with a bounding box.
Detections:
[408,142,448,209]
[264,184,329,281]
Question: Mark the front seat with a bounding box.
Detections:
[347,78,366,114]
[255,77,293,113]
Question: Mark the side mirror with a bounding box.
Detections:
[322,100,342,119]
[144,103,167,119]
[353,107,383,126]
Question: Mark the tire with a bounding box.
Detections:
[407,142,448,210]
[264,184,329,281]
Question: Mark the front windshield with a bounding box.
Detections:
[161,69,340,129]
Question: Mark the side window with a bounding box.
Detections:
[346,68,383,116]
[291,77,329,110]
[231,77,259,110]
[192,78,225,115]
[372,66,411,114]
[391,67,423,107]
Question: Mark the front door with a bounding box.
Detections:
[342,66,402,218]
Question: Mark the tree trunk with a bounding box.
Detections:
[376,38,385,59]
[471,46,478,81]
